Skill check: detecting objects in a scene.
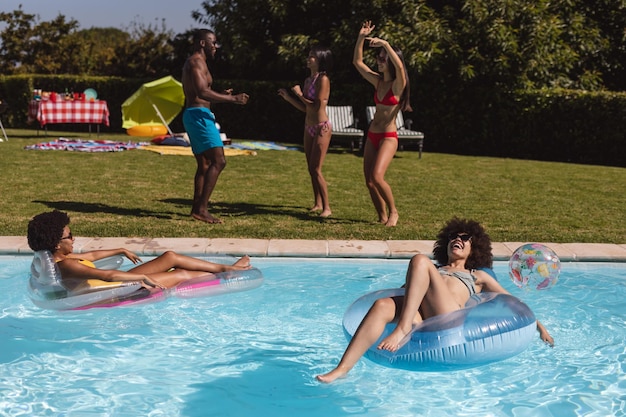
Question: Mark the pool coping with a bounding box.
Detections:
[2,236,625,262]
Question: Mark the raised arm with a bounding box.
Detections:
[353,21,379,87]
[366,37,407,96]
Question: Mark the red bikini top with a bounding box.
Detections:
[374,86,399,106]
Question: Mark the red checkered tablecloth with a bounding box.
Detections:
[28,100,110,126]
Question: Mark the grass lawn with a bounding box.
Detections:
[1,128,624,243]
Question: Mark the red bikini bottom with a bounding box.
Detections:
[367,131,398,150]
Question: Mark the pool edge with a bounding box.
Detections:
[1,237,625,262]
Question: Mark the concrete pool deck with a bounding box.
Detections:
[1,236,625,262]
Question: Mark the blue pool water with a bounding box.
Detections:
[0,256,625,417]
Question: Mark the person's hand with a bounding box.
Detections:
[277,88,289,99]
[359,20,375,37]
[366,37,388,48]
[540,329,554,347]
[123,250,142,264]
[537,321,554,347]
[234,93,249,105]
[142,276,165,290]
[291,85,303,97]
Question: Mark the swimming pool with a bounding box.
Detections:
[1,256,624,417]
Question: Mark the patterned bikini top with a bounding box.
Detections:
[303,72,321,101]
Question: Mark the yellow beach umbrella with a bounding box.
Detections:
[121,76,185,135]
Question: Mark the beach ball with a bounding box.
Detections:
[509,243,560,290]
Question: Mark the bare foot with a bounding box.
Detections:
[191,212,223,224]
[315,368,348,383]
[309,205,322,212]
[232,255,251,269]
[377,326,410,352]
[320,209,332,218]
[385,211,399,227]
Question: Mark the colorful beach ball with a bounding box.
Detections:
[509,243,561,290]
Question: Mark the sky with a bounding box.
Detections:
[2,0,204,34]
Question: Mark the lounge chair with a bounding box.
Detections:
[326,105,364,152]
[365,106,425,158]
[0,100,8,142]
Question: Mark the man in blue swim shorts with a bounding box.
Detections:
[182,29,249,224]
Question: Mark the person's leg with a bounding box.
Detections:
[130,251,250,275]
[184,108,225,224]
[316,295,401,383]
[191,147,226,224]
[370,138,399,227]
[130,252,251,288]
[377,254,461,352]
[303,129,323,212]
[308,122,332,217]
[363,138,387,223]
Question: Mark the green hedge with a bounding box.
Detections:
[1,75,624,167]
[414,85,626,167]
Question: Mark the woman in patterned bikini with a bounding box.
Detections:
[278,46,333,218]
[353,21,412,227]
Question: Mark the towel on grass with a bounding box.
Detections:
[226,141,299,151]
[140,145,257,156]
[25,138,146,152]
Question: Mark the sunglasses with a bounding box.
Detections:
[60,232,73,241]
[448,233,471,242]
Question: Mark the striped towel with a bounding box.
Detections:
[24,138,146,152]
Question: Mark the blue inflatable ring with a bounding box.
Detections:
[342,288,537,371]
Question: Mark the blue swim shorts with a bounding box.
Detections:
[182,107,223,155]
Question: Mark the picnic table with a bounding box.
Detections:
[28,99,110,136]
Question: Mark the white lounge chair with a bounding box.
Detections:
[326,106,364,152]
[0,100,8,142]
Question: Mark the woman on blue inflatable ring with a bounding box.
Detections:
[27,210,252,291]
[316,217,554,383]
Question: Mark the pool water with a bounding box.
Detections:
[0,256,625,417]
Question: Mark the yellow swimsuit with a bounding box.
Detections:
[56,258,96,268]
[58,258,125,290]
[76,259,96,268]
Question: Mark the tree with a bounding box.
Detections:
[578,0,626,90]
[0,6,184,78]
[66,28,131,76]
[111,19,178,78]
[434,0,608,90]
[0,7,80,74]
[191,0,620,90]
[0,6,33,73]
[1,2,623,89]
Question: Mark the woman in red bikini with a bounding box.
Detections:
[353,21,412,227]
[278,46,334,218]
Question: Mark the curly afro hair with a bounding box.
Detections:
[432,217,493,270]
[27,210,70,252]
